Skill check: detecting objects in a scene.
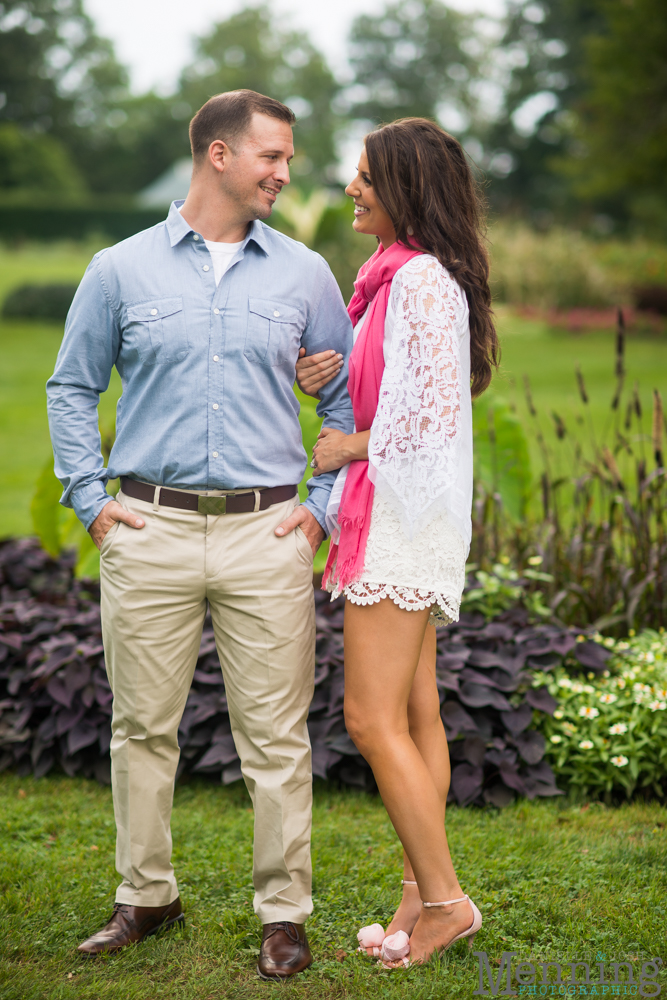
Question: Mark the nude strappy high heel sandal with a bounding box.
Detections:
[356,879,418,957]
[422,894,482,950]
[379,893,482,970]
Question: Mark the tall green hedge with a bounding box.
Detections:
[0,206,165,243]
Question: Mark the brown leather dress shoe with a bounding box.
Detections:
[77,898,184,956]
[257,921,313,980]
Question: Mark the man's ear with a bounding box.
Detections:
[208,139,229,175]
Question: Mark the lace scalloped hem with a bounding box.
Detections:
[329,581,460,628]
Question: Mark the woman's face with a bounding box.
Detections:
[345,147,396,248]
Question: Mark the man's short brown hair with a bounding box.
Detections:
[189,90,295,161]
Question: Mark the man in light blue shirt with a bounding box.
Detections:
[47,90,353,978]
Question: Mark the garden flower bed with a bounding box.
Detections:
[1,538,665,806]
[535,631,667,800]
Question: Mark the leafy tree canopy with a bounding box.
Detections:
[566,0,667,234]
[0,121,83,195]
[0,0,128,141]
[177,6,341,187]
[480,0,601,219]
[346,0,483,137]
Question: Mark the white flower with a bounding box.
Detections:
[649,701,667,712]
[611,755,629,767]
[550,735,563,744]
[563,722,577,734]
[558,677,573,689]
[554,710,564,719]
[578,740,594,750]
[578,706,599,719]
[654,688,667,700]
[527,555,543,566]
[609,723,628,735]
[572,682,584,694]
[583,684,595,694]
[615,678,626,689]
[603,637,615,649]
[616,642,630,652]
[599,693,617,704]
[623,670,636,679]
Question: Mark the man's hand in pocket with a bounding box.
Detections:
[89,501,145,550]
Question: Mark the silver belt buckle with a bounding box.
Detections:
[198,495,227,515]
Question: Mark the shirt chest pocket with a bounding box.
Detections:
[244,298,302,367]
[125,296,189,366]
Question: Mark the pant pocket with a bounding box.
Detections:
[100,518,121,558]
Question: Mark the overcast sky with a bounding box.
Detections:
[85,0,506,95]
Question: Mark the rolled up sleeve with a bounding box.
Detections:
[299,258,354,532]
[46,255,119,530]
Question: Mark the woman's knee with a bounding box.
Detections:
[407,685,442,732]
[344,700,401,757]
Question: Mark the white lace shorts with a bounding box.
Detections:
[326,492,467,627]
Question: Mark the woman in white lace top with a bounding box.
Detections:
[297,118,498,967]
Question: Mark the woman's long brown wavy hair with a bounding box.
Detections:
[364,118,499,397]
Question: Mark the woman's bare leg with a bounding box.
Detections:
[344,599,472,963]
[385,624,451,938]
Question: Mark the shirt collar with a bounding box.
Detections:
[166,200,270,256]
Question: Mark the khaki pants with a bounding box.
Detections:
[99,489,316,924]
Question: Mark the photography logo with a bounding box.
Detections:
[473,951,663,997]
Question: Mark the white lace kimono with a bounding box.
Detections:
[325,254,472,626]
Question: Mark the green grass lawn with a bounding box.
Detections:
[1,244,666,539]
[1,773,666,999]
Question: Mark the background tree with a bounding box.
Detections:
[563,0,667,236]
[177,6,341,187]
[476,0,603,222]
[0,0,128,195]
[346,0,483,141]
[0,122,84,198]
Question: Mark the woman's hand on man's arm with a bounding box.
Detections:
[296,347,343,398]
[310,427,370,476]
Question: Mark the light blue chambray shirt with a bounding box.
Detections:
[47,201,354,531]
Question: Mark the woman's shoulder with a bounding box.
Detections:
[393,253,467,310]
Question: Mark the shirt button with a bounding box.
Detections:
[273,310,280,317]
[213,355,219,362]
[203,265,210,272]
[193,234,200,241]
[212,451,218,458]
[212,403,219,410]
[214,308,219,315]
[150,308,158,315]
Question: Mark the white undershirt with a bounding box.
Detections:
[204,239,244,285]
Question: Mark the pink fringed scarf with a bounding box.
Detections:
[322,241,422,593]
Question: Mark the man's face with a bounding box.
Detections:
[221,114,293,221]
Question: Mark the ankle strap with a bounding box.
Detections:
[401,879,417,886]
[423,894,469,908]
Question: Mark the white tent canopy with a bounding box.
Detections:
[137,158,192,208]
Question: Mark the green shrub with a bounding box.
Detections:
[461,560,553,621]
[488,221,667,309]
[2,282,77,321]
[489,223,616,309]
[535,630,667,800]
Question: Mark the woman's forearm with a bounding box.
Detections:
[342,430,370,462]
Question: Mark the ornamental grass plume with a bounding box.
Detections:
[470,314,666,633]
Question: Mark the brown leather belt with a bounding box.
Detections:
[120,478,297,515]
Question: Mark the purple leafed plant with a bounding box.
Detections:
[0,538,608,806]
